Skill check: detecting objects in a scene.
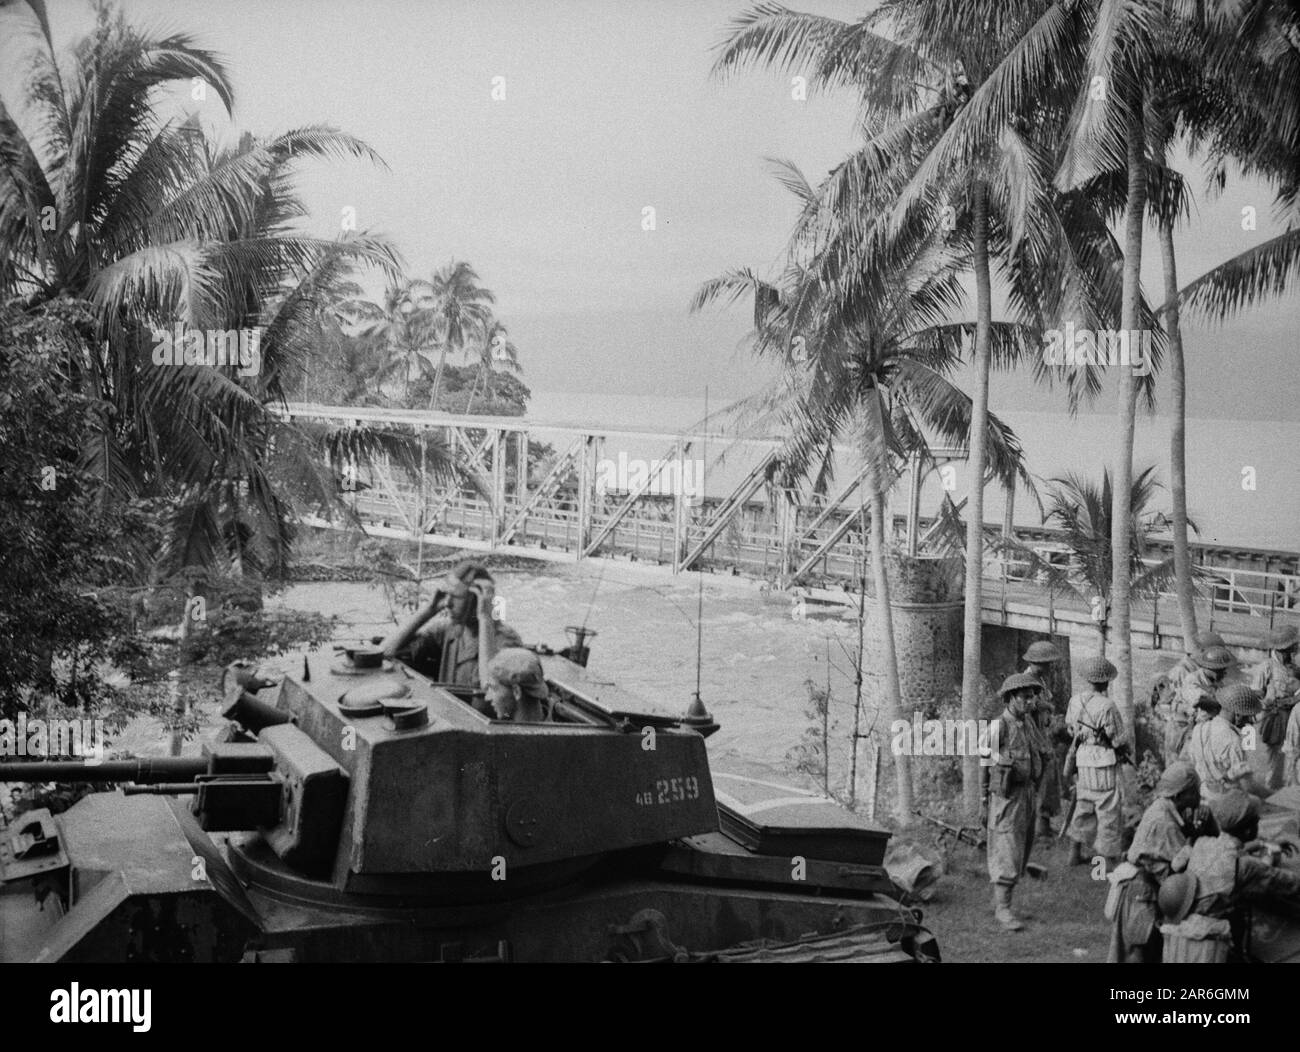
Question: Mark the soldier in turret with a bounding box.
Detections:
[384,561,522,706]
[485,648,554,723]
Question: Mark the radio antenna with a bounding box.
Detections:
[693,387,707,705]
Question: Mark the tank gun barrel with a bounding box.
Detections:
[0,757,209,784]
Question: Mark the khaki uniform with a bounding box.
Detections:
[1065,690,1125,857]
[1107,796,1191,963]
[1187,833,1300,958]
[398,616,522,687]
[1164,667,1216,764]
[1026,670,1064,819]
[1247,656,1300,791]
[1285,704,1300,788]
[987,710,1046,888]
[1182,715,1253,804]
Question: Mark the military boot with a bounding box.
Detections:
[1068,839,1087,866]
[993,885,1024,931]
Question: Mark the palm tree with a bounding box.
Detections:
[428,260,494,410]
[993,467,1192,653]
[1146,0,1300,659]
[465,318,520,414]
[713,0,1133,814]
[916,0,1177,732]
[694,162,1034,824]
[346,279,439,403]
[0,2,418,582]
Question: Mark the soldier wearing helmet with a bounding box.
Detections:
[982,672,1048,932]
[1245,624,1300,790]
[1165,630,1226,695]
[1158,631,1227,763]
[1165,644,1236,764]
[1181,683,1269,804]
[1106,761,1207,963]
[1021,640,1069,838]
[1063,656,1127,867]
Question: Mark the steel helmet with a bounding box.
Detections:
[998,672,1043,697]
[1157,872,1198,923]
[1194,645,1235,671]
[1216,683,1261,719]
[1265,624,1299,652]
[1022,641,1063,664]
[1079,656,1117,684]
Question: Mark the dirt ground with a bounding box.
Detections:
[896,827,1116,963]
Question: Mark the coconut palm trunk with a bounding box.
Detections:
[866,388,912,824]
[429,345,449,409]
[960,182,994,817]
[1160,221,1198,650]
[465,361,486,415]
[1112,101,1148,734]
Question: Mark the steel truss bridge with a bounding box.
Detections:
[278,403,1298,652]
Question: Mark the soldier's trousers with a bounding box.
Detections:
[1163,718,1191,767]
[1067,784,1122,857]
[1038,752,1062,817]
[988,783,1036,888]
[1248,740,1287,792]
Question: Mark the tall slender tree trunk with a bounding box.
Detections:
[1112,99,1148,735]
[429,345,450,410]
[466,362,486,415]
[1160,221,1198,649]
[961,183,993,818]
[867,388,912,825]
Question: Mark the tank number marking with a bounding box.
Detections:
[635,775,700,806]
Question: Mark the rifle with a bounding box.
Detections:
[915,810,986,850]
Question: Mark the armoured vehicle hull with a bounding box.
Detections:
[1,643,937,963]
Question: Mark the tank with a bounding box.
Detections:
[0,634,939,963]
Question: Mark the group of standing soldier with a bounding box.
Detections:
[980,627,1300,958]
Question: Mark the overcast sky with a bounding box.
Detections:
[35,0,1300,418]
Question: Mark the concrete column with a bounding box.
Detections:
[866,552,965,717]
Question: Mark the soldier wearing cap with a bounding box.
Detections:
[1246,624,1300,791]
[1064,656,1127,866]
[1183,789,1300,957]
[1021,641,1069,837]
[982,672,1048,931]
[1106,762,1206,963]
[1181,683,1270,804]
[485,648,554,723]
[1164,645,1235,765]
[384,560,523,703]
